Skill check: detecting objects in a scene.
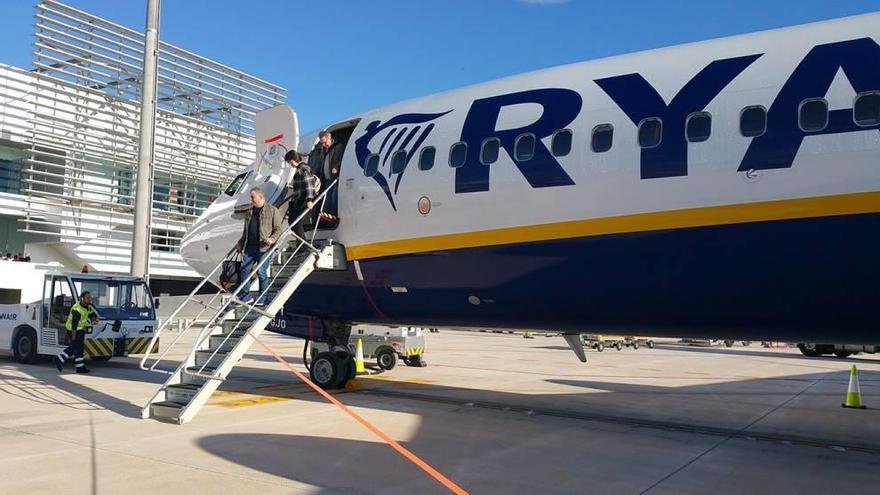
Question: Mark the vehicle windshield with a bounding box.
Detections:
[70,278,155,320]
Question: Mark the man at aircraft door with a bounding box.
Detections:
[309,131,342,219]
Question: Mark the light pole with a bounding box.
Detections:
[131,0,160,278]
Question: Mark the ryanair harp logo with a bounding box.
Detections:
[355,110,452,210]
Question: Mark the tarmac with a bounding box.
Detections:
[1,330,879,495]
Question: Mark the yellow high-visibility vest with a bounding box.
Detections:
[65,301,92,332]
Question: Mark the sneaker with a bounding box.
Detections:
[76,367,91,374]
[54,356,64,372]
[239,293,254,305]
[255,298,268,307]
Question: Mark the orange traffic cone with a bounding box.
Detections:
[842,365,866,409]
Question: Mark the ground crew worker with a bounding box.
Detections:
[54,291,99,374]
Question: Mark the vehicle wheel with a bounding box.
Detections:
[376,348,398,370]
[834,351,853,359]
[742,341,752,347]
[90,356,111,362]
[632,341,640,350]
[13,328,38,364]
[724,340,734,347]
[404,355,427,367]
[797,343,822,357]
[647,340,655,349]
[596,342,604,352]
[614,342,623,351]
[310,351,344,389]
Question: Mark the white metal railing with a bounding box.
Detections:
[139,179,338,376]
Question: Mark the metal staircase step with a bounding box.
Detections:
[195,349,229,368]
[221,320,251,333]
[209,335,240,352]
[186,365,218,375]
[150,401,186,422]
[165,383,200,403]
[180,372,208,386]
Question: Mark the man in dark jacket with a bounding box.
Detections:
[236,187,283,306]
[309,131,343,218]
[282,150,315,241]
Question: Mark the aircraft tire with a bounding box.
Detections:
[310,352,344,389]
[335,350,356,388]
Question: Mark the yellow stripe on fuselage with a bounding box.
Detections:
[346,191,880,260]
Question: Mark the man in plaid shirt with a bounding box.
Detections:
[283,150,315,241]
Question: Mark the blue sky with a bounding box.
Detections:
[1,0,877,131]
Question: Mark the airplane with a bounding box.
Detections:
[180,13,880,367]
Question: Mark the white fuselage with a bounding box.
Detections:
[181,14,880,342]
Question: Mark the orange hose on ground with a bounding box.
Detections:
[251,335,469,495]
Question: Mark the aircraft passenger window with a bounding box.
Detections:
[223,172,249,196]
[551,129,573,157]
[591,124,613,153]
[364,153,380,177]
[418,146,436,171]
[740,106,766,137]
[637,118,662,148]
[799,98,828,132]
[686,112,711,143]
[449,142,467,168]
[514,134,535,161]
[480,138,500,165]
[390,149,408,174]
[854,92,880,126]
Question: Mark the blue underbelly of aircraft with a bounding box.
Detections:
[273,212,879,344]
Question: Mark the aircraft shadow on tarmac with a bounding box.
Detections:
[192,367,880,493]
[3,352,880,493]
[197,433,460,494]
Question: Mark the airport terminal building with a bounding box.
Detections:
[0,0,285,292]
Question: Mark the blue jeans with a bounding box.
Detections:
[326,185,338,216]
[238,248,269,301]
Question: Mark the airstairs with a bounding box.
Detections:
[139,182,344,424]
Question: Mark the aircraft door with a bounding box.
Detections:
[46,276,74,345]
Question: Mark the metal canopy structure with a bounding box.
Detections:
[21,0,286,277]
